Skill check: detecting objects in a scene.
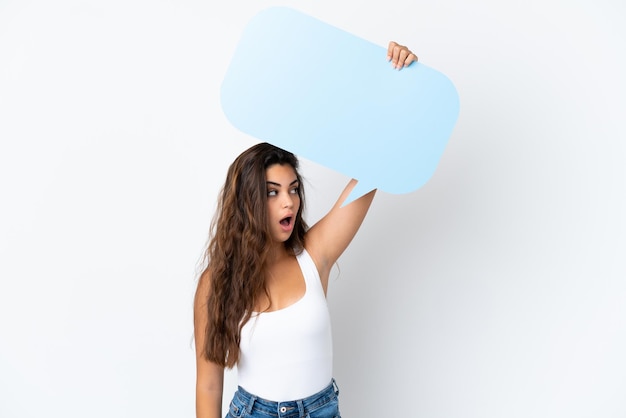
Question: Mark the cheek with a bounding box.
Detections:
[268,200,283,220]
[267,202,276,219]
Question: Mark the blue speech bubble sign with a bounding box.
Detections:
[221,7,459,204]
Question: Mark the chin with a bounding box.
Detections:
[270,234,290,244]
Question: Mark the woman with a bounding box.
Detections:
[195,42,417,418]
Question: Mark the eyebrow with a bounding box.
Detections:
[266,179,299,187]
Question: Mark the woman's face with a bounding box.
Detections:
[265,163,300,243]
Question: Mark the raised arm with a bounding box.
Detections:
[305,179,376,291]
[193,270,225,418]
[305,41,416,290]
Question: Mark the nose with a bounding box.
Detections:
[282,194,294,208]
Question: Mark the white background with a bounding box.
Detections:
[1,0,625,417]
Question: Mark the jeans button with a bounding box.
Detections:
[280,406,287,413]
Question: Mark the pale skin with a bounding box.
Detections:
[194,41,416,418]
[387,40,418,70]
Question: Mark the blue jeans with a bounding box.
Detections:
[226,379,341,418]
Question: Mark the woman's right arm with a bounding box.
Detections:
[194,270,225,418]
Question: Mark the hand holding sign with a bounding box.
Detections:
[221,7,459,203]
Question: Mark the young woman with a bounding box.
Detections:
[194,42,417,418]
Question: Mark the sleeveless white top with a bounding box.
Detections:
[237,249,333,401]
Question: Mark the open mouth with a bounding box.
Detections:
[280,216,292,227]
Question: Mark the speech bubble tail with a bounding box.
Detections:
[341,181,376,208]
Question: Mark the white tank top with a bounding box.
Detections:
[237,248,333,401]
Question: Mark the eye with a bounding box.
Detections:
[290,186,299,195]
[267,189,277,197]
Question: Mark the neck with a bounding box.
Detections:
[267,242,290,263]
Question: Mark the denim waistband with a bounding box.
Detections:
[234,379,339,418]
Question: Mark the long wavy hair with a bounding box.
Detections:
[200,142,308,368]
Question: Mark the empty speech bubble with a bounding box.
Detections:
[221,6,459,204]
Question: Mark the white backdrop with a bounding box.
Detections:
[1,0,625,417]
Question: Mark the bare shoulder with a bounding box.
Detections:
[195,269,211,306]
[193,268,212,350]
[193,268,214,358]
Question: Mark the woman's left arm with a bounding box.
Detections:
[305,180,377,290]
[305,42,416,288]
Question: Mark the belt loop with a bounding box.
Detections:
[246,395,257,414]
[297,399,305,417]
[332,378,339,396]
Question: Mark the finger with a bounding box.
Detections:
[390,44,405,68]
[397,49,410,69]
[386,41,398,61]
[402,51,418,68]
